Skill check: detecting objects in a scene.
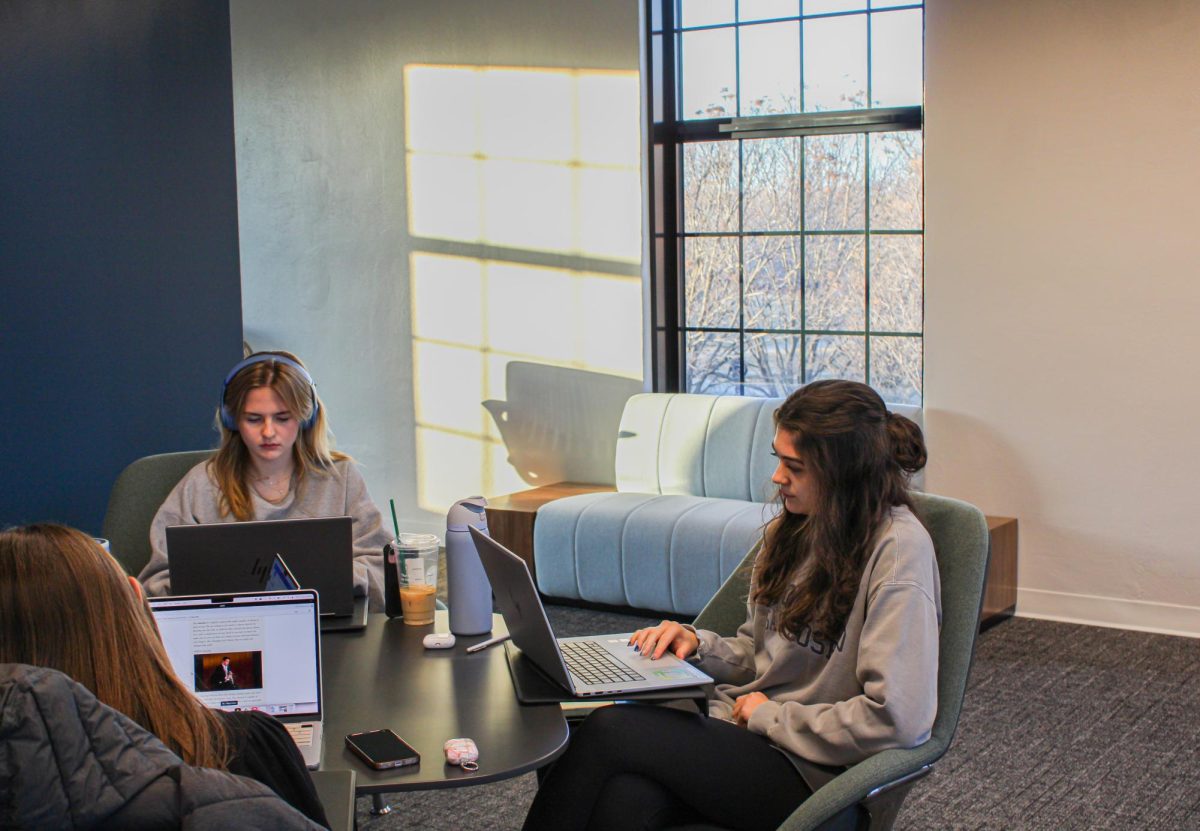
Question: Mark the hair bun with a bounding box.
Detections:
[886,412,927,474]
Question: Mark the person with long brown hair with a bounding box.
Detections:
[0,523,328,827]
[523,380,940,831]
[138,350,389,608]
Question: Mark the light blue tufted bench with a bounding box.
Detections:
[532,392,922,617]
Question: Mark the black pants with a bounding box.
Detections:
[523,704,812,831]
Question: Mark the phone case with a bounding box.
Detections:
[345,729,420,770]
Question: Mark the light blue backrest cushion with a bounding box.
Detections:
[615,393,923,500]
[616,393,783,501]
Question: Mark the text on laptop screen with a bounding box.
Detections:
[150,593,320,718]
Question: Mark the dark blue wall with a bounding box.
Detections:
[1,1,244,533]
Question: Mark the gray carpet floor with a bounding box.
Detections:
[350,608,1200,831]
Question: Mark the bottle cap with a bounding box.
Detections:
[447,496,489,531]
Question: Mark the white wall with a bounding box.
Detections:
[230,0,643,536]
[231,0,1200,635]
[925,0,1200,635]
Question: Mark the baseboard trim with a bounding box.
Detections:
[1016,588,1200,639]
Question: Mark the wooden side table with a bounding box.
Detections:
[486,484,1018,629]
[982,516,1018,629]
[486,482,615,580]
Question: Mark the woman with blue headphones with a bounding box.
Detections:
[138,351,390,609]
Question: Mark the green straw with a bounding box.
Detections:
[389,498,400,539]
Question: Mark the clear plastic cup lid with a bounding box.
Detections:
[397,532,441,549]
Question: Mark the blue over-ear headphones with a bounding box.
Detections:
[219,354,319,432]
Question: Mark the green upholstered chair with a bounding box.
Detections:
[102,450,446,614]
[690,492,992,831]
[101,450,213,576]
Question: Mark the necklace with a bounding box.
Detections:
[252,469,293,502]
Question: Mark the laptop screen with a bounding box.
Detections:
[149,590,321,720]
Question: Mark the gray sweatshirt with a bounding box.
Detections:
[690,505,941,767]
[139,458,390,610]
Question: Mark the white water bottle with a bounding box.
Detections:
[446,496,493,636]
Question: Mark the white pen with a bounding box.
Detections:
[466,633,511,654]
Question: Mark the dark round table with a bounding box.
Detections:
[319,611,569,795]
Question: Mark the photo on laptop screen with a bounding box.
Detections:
[194,651,263,693]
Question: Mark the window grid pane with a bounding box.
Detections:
[676,7,924,123]
[738,21,800,116]
[686,330,742,394]
[679,127,921,398]
[803,14,868,112]
[684,236,741,328]
[661,1,923,402]
[680,27,736,120]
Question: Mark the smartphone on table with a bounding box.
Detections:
[345,728,421,770]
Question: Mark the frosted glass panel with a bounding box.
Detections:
[680,0,734,27]
[805,0,866,13]
[740,0,799,21]
[871,9,923,107]
[739,21,800,115]
[681,28,736,119]
[803,14,867,111]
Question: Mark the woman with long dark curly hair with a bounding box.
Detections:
[523,380,939,831]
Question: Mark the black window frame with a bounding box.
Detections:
[644,0,925,398]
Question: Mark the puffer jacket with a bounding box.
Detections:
[0,663,324,830]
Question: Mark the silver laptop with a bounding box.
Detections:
[149,589,325,769]
[469,527,712,697]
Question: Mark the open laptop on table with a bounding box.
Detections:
[148,589,325,769]
[166,516,366,632]
[469,526,712,698]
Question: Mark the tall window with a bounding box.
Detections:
[646,0,924,404]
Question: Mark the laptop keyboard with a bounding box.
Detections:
[285,723,315,747]
[560,640,642,686]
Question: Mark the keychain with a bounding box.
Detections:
[443,738,479,772]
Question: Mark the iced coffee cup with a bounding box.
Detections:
[395,532,439,625]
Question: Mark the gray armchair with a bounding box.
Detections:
[691,491,991,831]
[101,450,212,576]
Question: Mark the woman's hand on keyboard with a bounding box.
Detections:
[629,621,699,661]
